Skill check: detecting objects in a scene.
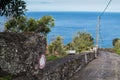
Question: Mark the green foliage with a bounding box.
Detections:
[114,48,120,55]
[112,38,119,46]
[0,0,26,17]
[113,38,120,54]
[5,16,27,32]
[36,16,55,35]
[48,36,65,55]
[65,31,94,53]
[46,55,62,61]
[65,42,74,50]
[26,18,37,32]
[5,16,55,35]
[0,75,12,80]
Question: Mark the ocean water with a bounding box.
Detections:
[1,12,120,48]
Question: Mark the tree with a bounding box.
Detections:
[0,0,26,17]
[5,16,27,32]
[65,42,74,50]
[112,38,119,46]
[36,16,55,35]
[112,38,120,54]
[24,18,37,32]
[48,36,65,55]
[65,31,94,53]
[5,16,55,35]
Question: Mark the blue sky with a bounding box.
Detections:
[26,0,120,12]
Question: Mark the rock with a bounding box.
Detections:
[0,32,46,79]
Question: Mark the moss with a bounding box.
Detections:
[114,48,120,55]
[46,55,63,61]
[0,75,12,80]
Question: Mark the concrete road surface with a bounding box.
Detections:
[70,51,120,80]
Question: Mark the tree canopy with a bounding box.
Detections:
[112,38,120,54]
[5,16,55,35]
[0,0,26,17]
[48,36,65,55]
[65,31,94,53]
[112,38,119,46]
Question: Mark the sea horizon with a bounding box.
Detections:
[1,11,120,48]
[26,11,120,48]
[26,11,120,13]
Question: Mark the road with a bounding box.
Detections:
[70,51,120,80]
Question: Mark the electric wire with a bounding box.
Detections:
[98,0,112,47]
[99,0,112,17]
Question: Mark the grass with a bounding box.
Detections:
[46,55,64,61]
[97,48,120,56]
[0,76,12,80]
[114,48,120,55]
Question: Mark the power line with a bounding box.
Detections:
[96,0,112,48]
[100,0,112,17]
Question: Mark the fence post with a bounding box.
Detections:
[85,53,88,63]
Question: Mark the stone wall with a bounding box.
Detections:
[38,52,97,80]
[0,32,97,80]
[0,32,46,80]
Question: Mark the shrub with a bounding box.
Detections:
[46,55,62,61]
[113,38,120,54]
[5,16,55,36]
[65,31,94,53]
[48,36,66,55]
[0,75,12,80]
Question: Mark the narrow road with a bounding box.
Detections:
[70,51,120,80]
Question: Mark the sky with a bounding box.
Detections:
[26,0,120,12]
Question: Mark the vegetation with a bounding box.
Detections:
[112,38,120,54]
[5,16,55,35]
[46,36,68,61]
[48,36,65,55]
[47,31,94,61]
[46,55,63,61]
[65,31,94,53]
[0,75,12,80]
[0,0,94,70]
[0,0,26,80]
[0,0,26,18]
[112,38,119,46]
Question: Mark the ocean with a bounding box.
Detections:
[1,12,120,48]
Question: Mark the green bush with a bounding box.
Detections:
[65,31,94,53]
[113,38,120,54]
[0,75,12,80]
[46,55,62,61]
[48,36,66,55]
[113,48,120,55]
[5,16,55,35]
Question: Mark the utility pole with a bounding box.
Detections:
[96,16,100,49]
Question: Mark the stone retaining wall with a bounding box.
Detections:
[0,32,97,80]
[38,52,97,80]
[0,32,46,79]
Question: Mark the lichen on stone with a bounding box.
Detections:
[0,32,46,80]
